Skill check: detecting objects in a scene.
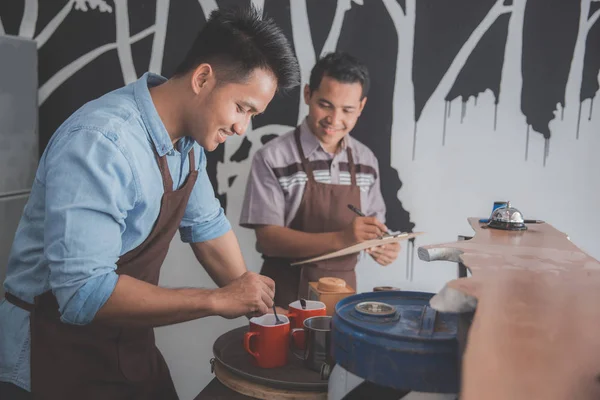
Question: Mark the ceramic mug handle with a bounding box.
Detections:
[287,311,298,327]
[244,331,260,360]
[290,328,306,360]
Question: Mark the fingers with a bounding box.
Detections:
[369,244,401,266]
[372,253,393,266]
[260,280,275,301]
[370,245,398,258]
[258,291,275,314]
[369,245,386,255]
[357,223,385,240]
[387,242,401,251]
[259,274,275,292]
[363,217,388,234]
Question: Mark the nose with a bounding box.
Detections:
[233,116,251,136]
[327,109,342,127]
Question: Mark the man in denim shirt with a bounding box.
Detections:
[0,6,299,399]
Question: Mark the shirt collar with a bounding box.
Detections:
[133,72,175,157]
[299,117,349,158]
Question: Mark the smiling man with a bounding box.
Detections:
[240,52,400,307]
[0,6,299,400]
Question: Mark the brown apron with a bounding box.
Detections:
[261,127,362,308]
[5,147,198,400]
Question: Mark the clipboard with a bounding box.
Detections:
[290,231,424,266]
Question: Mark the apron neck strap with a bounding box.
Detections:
[294,127,315,182]
[294,126,358,186]
[346,145,357,186]
[152,145,196,193]
[188,147,196,173]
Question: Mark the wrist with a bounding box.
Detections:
[333,231,348,250]
[202,288,221,317]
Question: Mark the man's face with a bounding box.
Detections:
[188,67,277,151]
[304,76,366,152]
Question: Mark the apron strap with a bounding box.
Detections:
[152,145,196,194]
[5,292,35,312]
[150,141,174,193]
[293,127,315,183]
[188,147,196,173]
[346,146,357,187]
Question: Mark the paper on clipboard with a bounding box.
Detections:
[290,231,425,266]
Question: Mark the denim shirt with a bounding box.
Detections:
[0,72,231,390]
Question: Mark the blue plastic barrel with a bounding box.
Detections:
[331,291,459,393]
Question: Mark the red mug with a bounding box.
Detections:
[244,314,290,368]
[287,300,326,349]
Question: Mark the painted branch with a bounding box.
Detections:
[39,26,155,105]
[198,0,218,21]
[149,0,170,74]
[0,15,5,35]
[382,0,416,154]
[587,8,600,30]
[35,0,75,49]
[19,0,38,39]
[217,123,294,196]
[251,0,265,13]
[497,0,525,123]
[290,0,316,125]
[420,0,510,121]
[565,0,591,112]
[114,0,138,84]
[320,0,353,57]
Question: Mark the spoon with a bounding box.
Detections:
[273,305,284,325]
[300,298,307,310]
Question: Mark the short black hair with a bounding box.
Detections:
[308,52,370,98]
[174,5,300,90]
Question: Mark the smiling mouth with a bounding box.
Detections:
[218,130,232,143]
[320,124,344,134]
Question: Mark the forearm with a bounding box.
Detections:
[191,230,247,287]
[94,274,217,327]
[255,225,344,258]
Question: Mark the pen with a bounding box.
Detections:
[347,204,393,237]
[479,218,544,224]
[347,204,366,217]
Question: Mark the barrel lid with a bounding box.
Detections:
[334,291,457,341]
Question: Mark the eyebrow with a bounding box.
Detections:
[239,100,260,114]
[317,98,356,109]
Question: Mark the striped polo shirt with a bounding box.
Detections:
[240,119,386,228]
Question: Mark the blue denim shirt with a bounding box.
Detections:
[0,72,231,390]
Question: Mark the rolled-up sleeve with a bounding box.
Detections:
[239,149,285,228]
[364,157,386,224]
[179,145,231,243]
[44,128,137,325]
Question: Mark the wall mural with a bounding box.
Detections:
[1,0,599,281]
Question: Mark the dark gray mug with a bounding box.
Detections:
[290,315,332,378]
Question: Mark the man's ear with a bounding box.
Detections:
[357,96,367,115]
[191,63,213,95]
[303,84,312,105]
